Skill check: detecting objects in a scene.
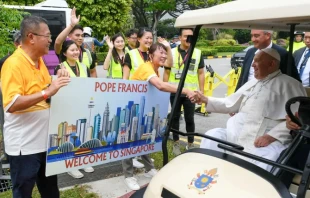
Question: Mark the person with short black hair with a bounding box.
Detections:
[125,29,138,53]
[54,7,97,78]
[1,15,70,198]
[164,28,205,156]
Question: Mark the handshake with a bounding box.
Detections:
[186,90,208,104]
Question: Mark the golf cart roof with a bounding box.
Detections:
[175,0,310,31]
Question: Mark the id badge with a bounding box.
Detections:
[175,73,181,80]
[189,63,195,71]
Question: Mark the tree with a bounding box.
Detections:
[1,0,43,5]
[234,29,251,44]
[156,18,178,39]
[132,0,233,39]
[66,0,132,37]
[0,4,25,57]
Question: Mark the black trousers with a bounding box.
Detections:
[278,143,310,188]
[8,152,59,198]
[170,95,195,143]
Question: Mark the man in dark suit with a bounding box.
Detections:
[293,32,310,87]
[236,29,300,90]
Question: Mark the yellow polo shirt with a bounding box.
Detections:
[1,46,52,155]
[130,61,159,81]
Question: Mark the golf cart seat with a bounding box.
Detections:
[290,175,310,198]
[131,148,291,198]
[305,88,310,97]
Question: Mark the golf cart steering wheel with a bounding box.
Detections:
[285,96,310,127]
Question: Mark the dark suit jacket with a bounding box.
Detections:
[293,47,307,67]
[235,44,301,91]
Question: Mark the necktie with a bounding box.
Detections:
[299,49,310,78]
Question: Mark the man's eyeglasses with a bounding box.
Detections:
[28,32,52,40]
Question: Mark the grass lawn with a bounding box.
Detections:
[1,140,183,197]
[217,52,235,56]
[150,140,186,169]
[1,185,99,198]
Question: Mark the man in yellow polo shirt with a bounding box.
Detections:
[1,16,70,198]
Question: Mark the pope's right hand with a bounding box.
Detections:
[286,113,300,130]
[193,91,207,104]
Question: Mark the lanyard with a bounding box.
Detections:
[178,52,188,69]
[79,48,83,62]
[138,49,148,62]
[116,52,125,65]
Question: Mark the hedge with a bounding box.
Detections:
[210,46,246,52]
[197,39,237,47]
[200,48,218,56]
[96,52,108,63]
[196,40,212,47]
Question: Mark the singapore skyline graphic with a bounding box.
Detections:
[47,95,167,163]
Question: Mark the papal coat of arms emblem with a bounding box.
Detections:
[188,168,218,194]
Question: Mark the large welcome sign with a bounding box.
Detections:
[46,78,169,176]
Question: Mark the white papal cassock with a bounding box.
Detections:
[200,70,307,171]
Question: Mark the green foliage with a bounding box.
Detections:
[216,32,233,40]
[209,39,236,46]
[150,140,186,169]
[157,18,178,38]
[211,45,246,52]
[198,28,214,41]
[0,4,25,57]
[66,0,132,37]
[145,0,175,11]
[0,0,43,6]
[234,29,251,44]
[220,29,236,37]
[199,48,218,56]
[96,52,108,63]
[196,40,212,47]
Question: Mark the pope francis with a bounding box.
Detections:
[191,48,307,171]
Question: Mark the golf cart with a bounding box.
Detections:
[130,0,310,197]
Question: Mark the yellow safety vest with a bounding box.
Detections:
[168,47,202,91]
[82,49,92,69]
[287,42,306,53]
[128,49,146,75]
[63,61,88,77]
[108,57,123,79]
[125,47,130,54]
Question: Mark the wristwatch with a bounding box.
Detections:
[41,90,49,100]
